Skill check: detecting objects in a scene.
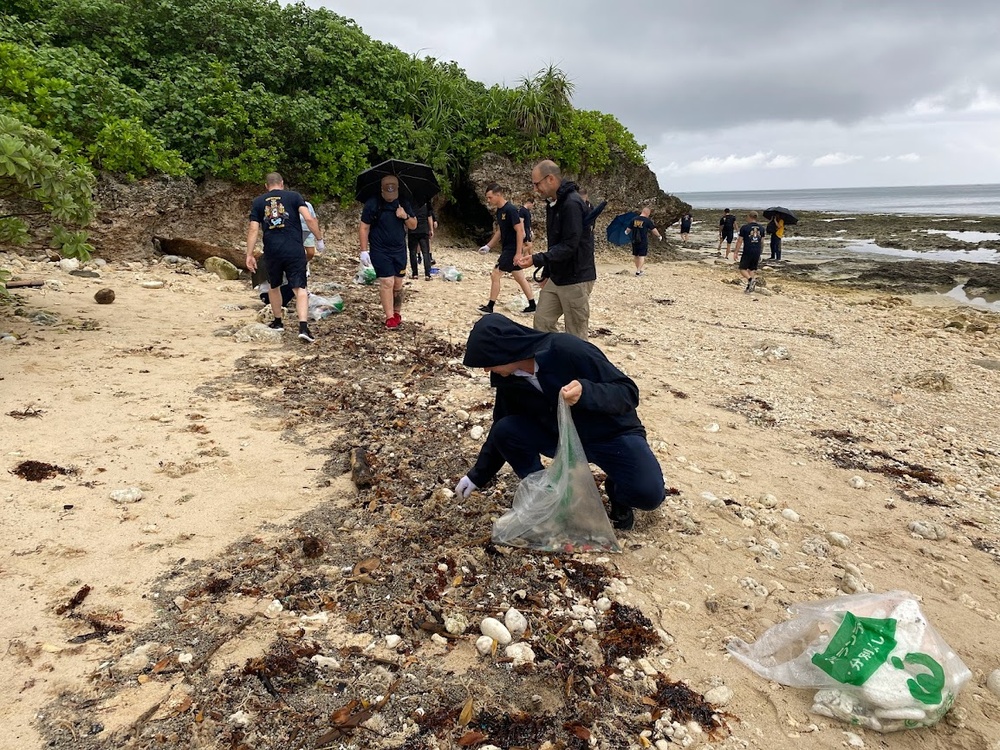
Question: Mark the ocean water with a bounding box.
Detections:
[680,184,1000,216]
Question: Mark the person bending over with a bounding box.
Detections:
[454,314,667,531]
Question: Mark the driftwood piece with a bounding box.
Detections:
[350,447,374,488]
[5,279,44,289]
[153,237,248,271]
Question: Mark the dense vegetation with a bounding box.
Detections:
[0,0,646,283]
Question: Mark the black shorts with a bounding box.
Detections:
[721,229,734,243]
[265,251,307,290]
[496,250,518,273]
[371,248,407,278]
[631,243,648,258]
[739,249,762,271]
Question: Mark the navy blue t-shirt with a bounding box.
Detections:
[362,196,414,253]
[249,190,306,255]
[630,215,655,250]
[720,213,737,234]
[518,205,533,242]
[739,222,765,254]
[496,201,522,255]
[680,214,692,232]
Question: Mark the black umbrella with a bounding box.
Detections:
[763,206,798,226]
[355,159,440,206]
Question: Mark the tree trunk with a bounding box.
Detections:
[154,236,248,270]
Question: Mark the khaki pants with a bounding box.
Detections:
[533,280,594,339]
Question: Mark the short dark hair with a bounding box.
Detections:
[723,208,730,213]
[265,172,283,187]
[485,183,503,195]
[534,159,561,179]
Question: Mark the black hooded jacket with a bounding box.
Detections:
[463,314,644,486]
[530,180,595,286]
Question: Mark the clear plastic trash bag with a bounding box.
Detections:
[307,292,344,320]
[492,395,620,553]
[353,263,376,285]
[728,590,971,732]
[443,266,462,282]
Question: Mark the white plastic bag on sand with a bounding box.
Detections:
[728,590,971,732]
[492,395,620,553]
[307,292,344,320]
[443,266,462,282]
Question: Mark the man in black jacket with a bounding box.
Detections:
[453,314,666,530]
[516,160,594,339]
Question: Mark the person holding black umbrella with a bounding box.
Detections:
[359,175,418,329]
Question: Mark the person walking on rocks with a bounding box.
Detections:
[246,172,324,343]
[718,208,737,259]
[478,183,536,315]
[679,212,692,242]
[624,206,662,276]
[734,211,765,293]
[453,313,666,531]
[516,160,593,339]
[359,175,418,329]
[767,214,784,261]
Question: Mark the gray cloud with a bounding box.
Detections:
[304,0,1000,190]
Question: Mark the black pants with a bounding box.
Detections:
[408,234,431,277]
[770,234,782,260]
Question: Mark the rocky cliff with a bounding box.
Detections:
[465,152,691,254]
[61,153,690,264]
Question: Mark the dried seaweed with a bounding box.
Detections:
[12,460,74,481]
[649,677,730,738]
[599,602,660,661]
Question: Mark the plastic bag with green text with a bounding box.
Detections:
[491,395,620,553]
[728,590,971,732]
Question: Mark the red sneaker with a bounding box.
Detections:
[385,315,400,330]
[392,312,402,325]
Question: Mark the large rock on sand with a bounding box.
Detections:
[205,256,241,281]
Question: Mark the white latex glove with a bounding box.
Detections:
[658,235,663,241]
[479,245,490,254]
[315,239,325,253]
[360,250,372,266]
[455,475,477,499]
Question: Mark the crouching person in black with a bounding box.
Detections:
[453,314,666,530]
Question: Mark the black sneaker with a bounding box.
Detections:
[478,304,494,314]
[521,303,536,314]
[748,277,757,292]
[298,326,316,343]
[609,504,635,531]
[268,319,284,332]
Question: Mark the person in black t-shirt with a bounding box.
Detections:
[718,208,737,259]
[246,172,324,343]
[679,213,692,242]
[478,183,536,315]
[359,175,417,330]
[734,211,765,293]
[624,207,662,276]
[407,202,437,280]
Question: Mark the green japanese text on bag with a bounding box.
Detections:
[728,591,971,732]
[491,394,620,553]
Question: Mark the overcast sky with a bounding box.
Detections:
[305,1,1000,194]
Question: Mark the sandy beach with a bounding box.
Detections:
[2,218,1000,750]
